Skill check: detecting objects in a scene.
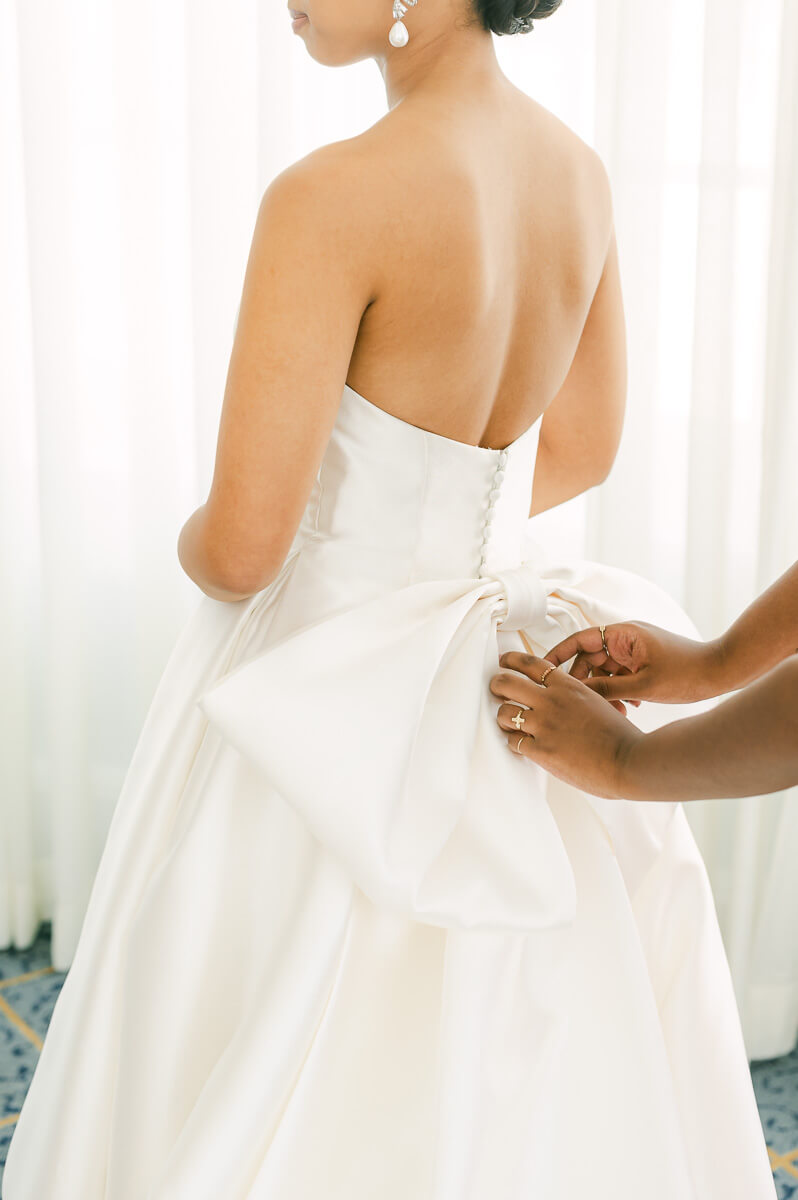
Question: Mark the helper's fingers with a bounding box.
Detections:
[570,663,627,712]
[583,670,648,701]
[568,652,624,681]
[496,704,542,759]
[544,627,607,668]
[569,652,593,680]
[497,650,566,687]
[497,701,540,735]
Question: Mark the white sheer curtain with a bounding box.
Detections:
[1,0,795,1059]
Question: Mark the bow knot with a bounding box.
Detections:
[490,563,550,633]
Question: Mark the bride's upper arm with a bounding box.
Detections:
[532,157,627,514]
[200,147,379,595]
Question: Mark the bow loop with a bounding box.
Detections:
[491,563,550,633]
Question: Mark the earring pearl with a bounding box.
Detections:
[389,0,417,46]
[389,20,409,45]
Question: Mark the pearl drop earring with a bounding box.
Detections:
[389,0,417,46]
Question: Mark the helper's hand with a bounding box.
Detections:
[490,652,643,800]
[543,621,726,705]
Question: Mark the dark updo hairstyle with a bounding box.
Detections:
[471,0,562,37]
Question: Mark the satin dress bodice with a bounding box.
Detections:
[294,382,544,583]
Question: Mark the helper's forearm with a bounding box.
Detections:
[620,655,798,802]
[715,561,798,691]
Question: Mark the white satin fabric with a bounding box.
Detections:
[2,383,776,1198]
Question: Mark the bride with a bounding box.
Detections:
[2,0,778,1197]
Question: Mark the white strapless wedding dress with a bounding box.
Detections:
[2,382,776,1199]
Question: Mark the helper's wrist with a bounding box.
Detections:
[697,635,734,698]
[613,727,651,801]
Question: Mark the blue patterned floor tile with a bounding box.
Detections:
[759,1107,798,1156]
[0,1118,19,1187]
[0,923,54,982]
[773,1174,798,1200]
[753,1047,798,1099]
[1,974,67,1043]
[0,1016,38,1120]
[752,1047,798,1157]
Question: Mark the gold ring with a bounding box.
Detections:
[539,664,556,687]
[515,733,525,752]
[510,706,526,730]
[599,624,609,657]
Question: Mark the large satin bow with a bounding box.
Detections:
[197,534,639,934]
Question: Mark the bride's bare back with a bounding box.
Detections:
[193,75,624,594]
[346,79,622,478]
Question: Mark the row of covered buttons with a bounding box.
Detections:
[477,446,509,576]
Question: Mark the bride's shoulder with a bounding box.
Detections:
[257,129,401,240]
[269,127,386,182]
[522,92,611,193]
